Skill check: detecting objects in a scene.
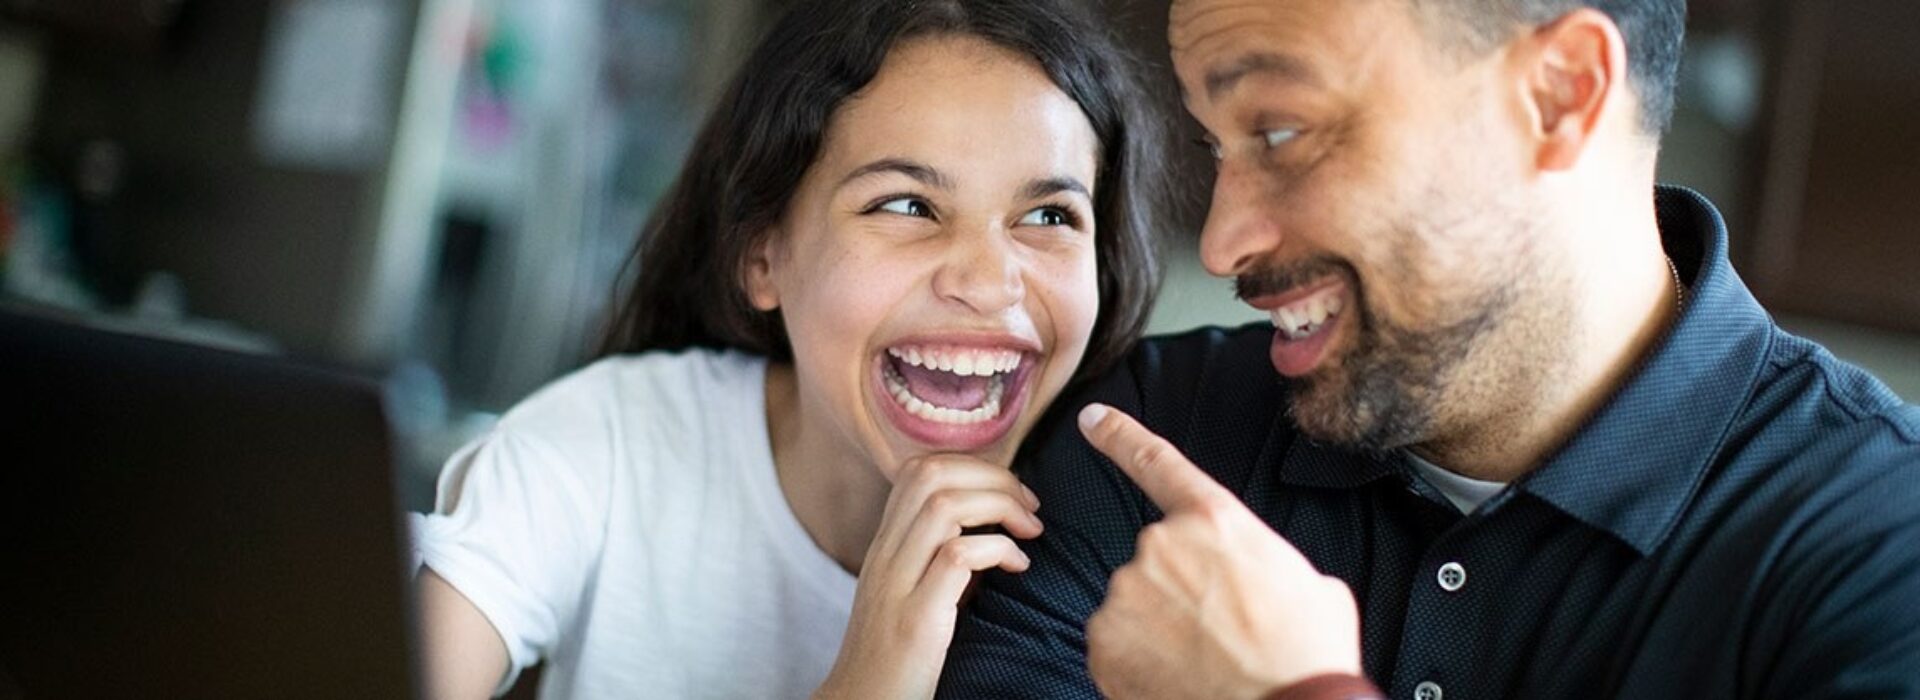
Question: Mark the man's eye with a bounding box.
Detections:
[1018,207,1077,228]
[876,197,934,218]
[1262,128,1301,149]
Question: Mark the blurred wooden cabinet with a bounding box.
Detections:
[1749,0,1920,333]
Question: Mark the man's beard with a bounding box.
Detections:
[1284,287,1507,451]
[1243,247,1521,453]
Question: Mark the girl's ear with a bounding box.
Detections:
[743,231,782,312]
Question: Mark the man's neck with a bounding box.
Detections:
[1419,182,1678,483]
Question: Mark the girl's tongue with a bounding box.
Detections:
[895,359,991,410]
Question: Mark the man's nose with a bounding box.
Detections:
[933,224,1025,314]
[1199,164,1286,278]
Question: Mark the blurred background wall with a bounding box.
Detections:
[2,0,1915,510]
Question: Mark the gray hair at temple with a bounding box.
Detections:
[1411,0,1688,136]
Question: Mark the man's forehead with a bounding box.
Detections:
[1171,0,1391,95]
[1171,0,1385,61]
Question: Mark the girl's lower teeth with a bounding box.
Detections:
[883,368,1006,425]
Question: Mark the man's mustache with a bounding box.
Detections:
[1235,256,1357,302]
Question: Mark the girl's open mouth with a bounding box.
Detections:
[872,342,1038,452]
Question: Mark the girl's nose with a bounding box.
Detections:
[933,226,1025,314]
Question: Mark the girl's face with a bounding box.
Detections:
[746,34,1102,479]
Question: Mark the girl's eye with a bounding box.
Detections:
[1262,128,1301,149]
[876,197,934,218]
[1018,207,1076,228]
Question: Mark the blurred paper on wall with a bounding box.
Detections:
[252,0,406,171]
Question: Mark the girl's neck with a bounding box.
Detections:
[763,362,892,574]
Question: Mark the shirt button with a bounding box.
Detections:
[1436,562,1467,592]
[1414,680,1444,700]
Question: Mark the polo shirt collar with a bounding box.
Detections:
[1520,186,1775,556]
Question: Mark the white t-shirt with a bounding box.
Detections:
[1405,452,1508,515]
[411,349,857,699]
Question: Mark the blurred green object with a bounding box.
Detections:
[479,16,526,95]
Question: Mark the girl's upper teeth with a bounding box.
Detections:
[887,346,1024,377]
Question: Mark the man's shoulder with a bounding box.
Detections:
[1684,334,1920,695]
[1720,328,1920,558]
[1109,322,1283,436]
[1741,328,1920,478]
[1016,323,1289,521]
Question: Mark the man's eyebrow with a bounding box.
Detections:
[1018,176,1091,202]
[1202,51,1320,101]
[838,158,954,191]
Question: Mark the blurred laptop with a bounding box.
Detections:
[0,307,417,699]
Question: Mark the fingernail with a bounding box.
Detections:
[1021,485,1041,510]
[1077,403,1109,433]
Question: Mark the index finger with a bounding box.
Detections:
[1077,403,1232,513]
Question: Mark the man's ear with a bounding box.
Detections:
[743,232,782,312]
[1516,8,1628,172]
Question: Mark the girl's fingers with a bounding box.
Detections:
[907,534,1029,615]
[872,456,1037,556]
[880,489,1042,592]
[887,455,1038,515]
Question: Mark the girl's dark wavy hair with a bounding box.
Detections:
[599,0,1167,382]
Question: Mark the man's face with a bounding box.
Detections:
[1171,0,1572,450]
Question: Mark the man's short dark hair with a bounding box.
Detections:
[1416,0,1687,136]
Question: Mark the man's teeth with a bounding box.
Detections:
[1271,291,1346,341]
[885,346,1023,377]
[882,365,1007,425]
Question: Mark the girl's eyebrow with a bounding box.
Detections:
[1019,176,1091,201]
[838,157,954,191]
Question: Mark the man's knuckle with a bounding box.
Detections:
[1130,439,1174,471]
[1193,496,1233,523]
[1108,569,1143,602]
[1136,523,1171,551]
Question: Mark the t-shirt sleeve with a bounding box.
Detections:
[412,422,613,695]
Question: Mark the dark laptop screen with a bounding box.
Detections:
[0,310,416,699]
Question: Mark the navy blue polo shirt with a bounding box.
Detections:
[937,187,1920,699]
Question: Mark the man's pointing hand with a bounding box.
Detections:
[1078,403,1368,700]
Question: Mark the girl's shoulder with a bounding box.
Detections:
[488,347,768,458]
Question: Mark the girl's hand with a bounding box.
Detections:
[814,454,1044,700]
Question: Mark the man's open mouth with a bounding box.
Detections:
[1271,285,1346,341]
